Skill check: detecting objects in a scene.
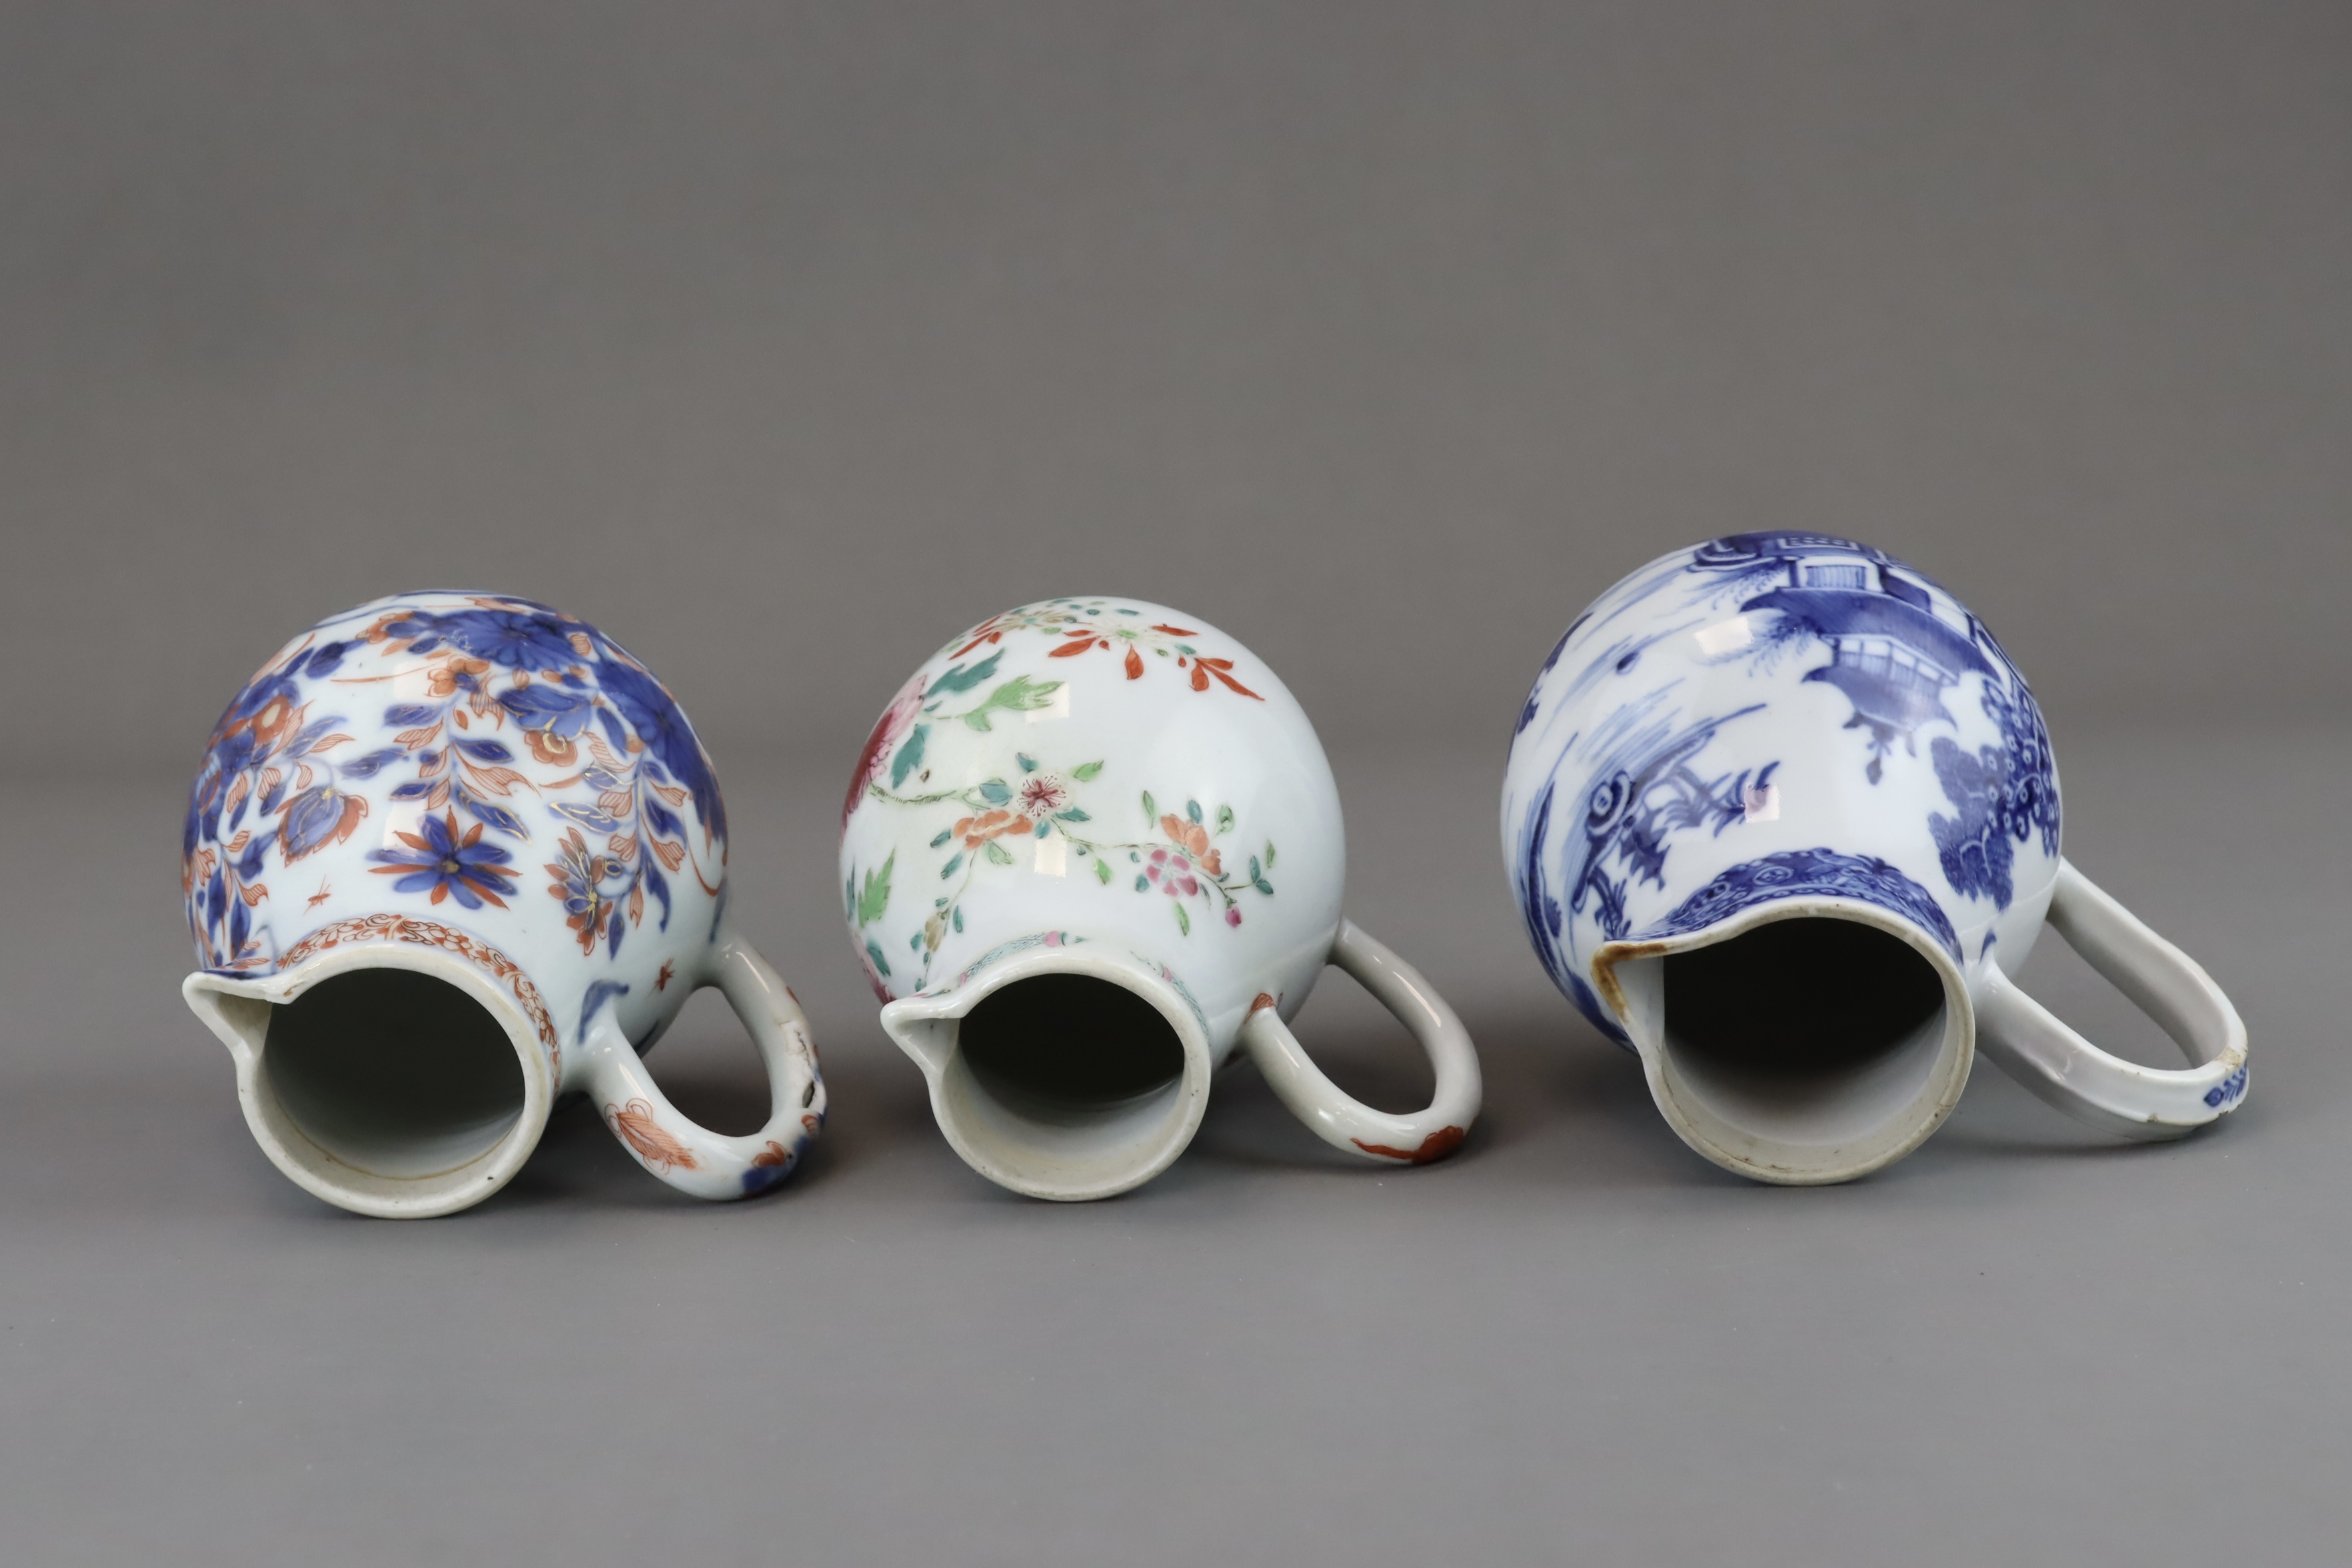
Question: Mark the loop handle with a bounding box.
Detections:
[1975,859,2247,1140]
[577,929,827,1197]
[1240,920,1482,1165]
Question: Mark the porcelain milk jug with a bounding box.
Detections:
[181,591,825,1216]
[840,597,1481,1199]
[1502,535,2245,1183]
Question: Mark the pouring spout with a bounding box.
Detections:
[880,934,1212,1200]
[1596,896,1973,1185]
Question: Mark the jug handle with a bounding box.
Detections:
[1975,859,2247,1139]
[1240,919,1482,1166]
[575,925,828,1197]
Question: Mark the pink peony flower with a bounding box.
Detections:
[842,672,927,825]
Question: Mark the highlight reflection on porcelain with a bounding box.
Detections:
[181,591,824,1217]
[841,597,1481,1199]
[1503,534,2247,1183]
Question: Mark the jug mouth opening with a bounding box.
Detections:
[1596,900,1972,1184]
[185,948,554,1217]
[881,946,1212,1201]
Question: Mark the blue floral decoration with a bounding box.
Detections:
[1927,684,2061,910]
[1637,848,1960,961]
[182,592,729,973]
[367,810,521,910]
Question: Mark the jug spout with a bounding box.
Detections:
[1596,900,1972,1184]
[184,943,555,1217]
[880,934,1213,1200]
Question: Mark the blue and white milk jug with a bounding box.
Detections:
[1503,534,2245,1183]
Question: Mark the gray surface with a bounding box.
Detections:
[5,728,2349,1565]
[3,4,2349,1563]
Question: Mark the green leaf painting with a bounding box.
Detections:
[864,938,892,978]
[959,675,1062,731]
[864,734,1286,990]
[926,650,1002,696]
[856,852,894,926]
[889,724,928,790]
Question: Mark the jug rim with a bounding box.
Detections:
[880,932,1214,1200]
[184,938,557,1217]
[1595,894,1975,1185]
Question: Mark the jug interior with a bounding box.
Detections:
[263,968,528,1179]
[933,974,1198,1196]
[1654,916,1961,1170]
[961,975,1188,1106]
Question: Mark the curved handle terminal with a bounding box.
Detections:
[1240,920,1482,1165]
[1975,860,2247,1140]
[577,928,827,1197]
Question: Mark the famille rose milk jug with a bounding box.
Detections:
[181,592,825,1217]
[1503,534,2247,1184]
[839,597,1482,1199]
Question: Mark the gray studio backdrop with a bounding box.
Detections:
[3,5,2349,1567]
[5,1,2347,776]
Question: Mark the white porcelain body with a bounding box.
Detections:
[841,597,1344,1037]
[181,591,823,1216]
[1504,534,2245,1181]
[842,597,1480,1197]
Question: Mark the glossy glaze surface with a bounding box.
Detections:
[1506,534,2061,1034]
[180,591,823,1215]
[1504,534,2243,1181]
[842,597,1346,1051]
[844,597,1477,1197]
